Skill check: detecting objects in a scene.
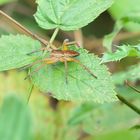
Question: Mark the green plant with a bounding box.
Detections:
[0,95,32,140]
[0,0,140,140]
[0,0,117,103]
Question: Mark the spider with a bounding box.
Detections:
[0,10,97,83]
[23,39,97,83]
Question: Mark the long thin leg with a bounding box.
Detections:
[27,84,34,104]
[26,47,46,55]
[65,41,80,47]
[27,44,58,55]
[24,57,59,79]
[62,39,80,51]
[21,56,59,72]
[28,39,79,55]
[64,60,68,84]
[62,39,69,50]
[66,58,97,79]
[24,63,46,80]
[19,59,43,71]
[20,56,58,72]
[0,10,48,46]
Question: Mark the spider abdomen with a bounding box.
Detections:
[51,50,80,58]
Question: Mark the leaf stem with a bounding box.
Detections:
[116,94,140,115]
[50,28,59,44]
[43,28,59,56]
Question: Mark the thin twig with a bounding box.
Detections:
[0,10,48,46]
[116,94,140,115]
[43,28,59,56]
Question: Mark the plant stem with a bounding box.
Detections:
[125,81,140,94]
[0,10,48,46]
[116,94,140,115]
[50,28,59,44]
[43,28,59,56]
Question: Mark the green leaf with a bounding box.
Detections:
[115,86,140,102]
[101,45,140,63]
[0,95,32,140]
[0,34,42,71]
[31,46,117,103]
[122,11,140,24]
[103,10,140,52]
[34,0,114,31]
[109,0,140,31]
[94,130,138,140]
[103,20,123,52]
[0,0,16,5]
[72,102,139,135]
[68,103,96,126]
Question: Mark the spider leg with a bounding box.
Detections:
[65,41,80,47]
[62,39,80,51]
[64,60,68,84]
[66,57,97,79]
[27,44,57,55]
[19,59,43,71]
[24,57,59,80]
[26,47,46,55]
[24,63,46,80]
[62,39,69,50]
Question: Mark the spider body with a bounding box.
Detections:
[49,50,80,62]
[23,40,97,81]
[0,11,97,81]
[40,50,80,65]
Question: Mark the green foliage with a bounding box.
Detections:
[94,130,138,140]
[1,1,140,140]
[68,102,139,135]
[0,1,118,103]
[103,11,140,52]
[115,86,140,102]
[101,45,140,63]
[103,20,123,52]
[0,0,16,5]
[68,103,95,125]
[0,34,117,102]
[112,63,140,85]
[30,94,79,140]
[122,11,140,24]
[31,46,117,103]
[109,0,140,31]
[0,95,32,140]
[0,34,42,71]
[34,0,114,31]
